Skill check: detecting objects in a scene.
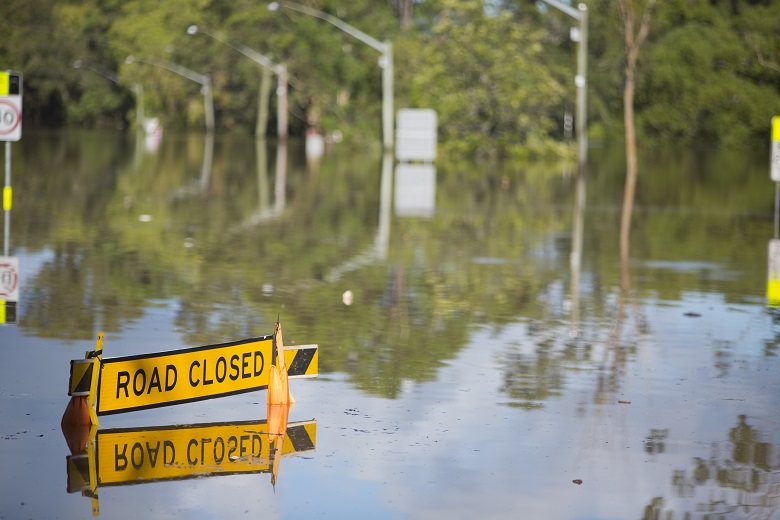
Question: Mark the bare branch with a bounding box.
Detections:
[746,34,780,73]
[635,0,656,50]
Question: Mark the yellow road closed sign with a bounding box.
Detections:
[95,335,317,415]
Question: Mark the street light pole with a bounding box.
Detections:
[540,0,588,169]
[73,60,118,83]
[268,1,394,150]
[187,25,288,140]
[73,60,146,129]
[381,43,394,153]
[277,63,288,141]
[575,4,588,169]
[126,56,215,133]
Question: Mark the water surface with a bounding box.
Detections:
[0,131,778,519]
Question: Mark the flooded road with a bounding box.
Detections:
[1,131,778,519]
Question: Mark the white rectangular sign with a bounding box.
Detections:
[396,109,437,162]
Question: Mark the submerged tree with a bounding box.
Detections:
[618,0,655,275]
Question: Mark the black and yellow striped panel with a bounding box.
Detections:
[285,346,318,379]
[0,301,16,324]
[69,359,93,396]
[287,421,316,452]
[66,453,91,493]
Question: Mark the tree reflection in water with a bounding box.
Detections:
[643,415,780,520]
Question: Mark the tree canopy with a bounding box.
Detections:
[0,0,778,157]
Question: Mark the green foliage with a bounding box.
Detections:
[1,0,779,154]
[398,0,570,159]
[590,0,780,147]
[640,8,780,146]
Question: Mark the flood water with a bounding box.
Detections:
[0,130,779,519]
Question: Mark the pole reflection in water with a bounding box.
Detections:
[235,139,288,230]
[257,138,270,214]
[275,139,287,215]
[768,238,780,307]
[376,152,394,260]
[1,142,18,324]
[199,132,214,193]
[325,152,393,281]
[569,164,586,335]
[168,133,215,200]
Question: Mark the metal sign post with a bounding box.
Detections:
[3,141,9,257]
[771,117,780,183]
[1,70,22,255]
[771,117,780,237]
[0,71,21,323]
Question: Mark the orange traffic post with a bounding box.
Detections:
[268,321,294,406]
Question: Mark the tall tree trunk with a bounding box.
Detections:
[399,0,413,32]
[618,0,655,291]
[256,68,272,140]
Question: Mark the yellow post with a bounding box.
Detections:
[87,431,100,516]
[85,332,104,427]
[768,240,780,306]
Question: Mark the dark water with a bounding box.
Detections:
[0,130,778,519]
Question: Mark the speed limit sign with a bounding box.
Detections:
[0,72,22,142]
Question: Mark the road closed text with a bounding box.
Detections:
[96,337,274,414]
[96,423,272,485]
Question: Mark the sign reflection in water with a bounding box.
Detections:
[0,255,18,324]
[65,417,316,515]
